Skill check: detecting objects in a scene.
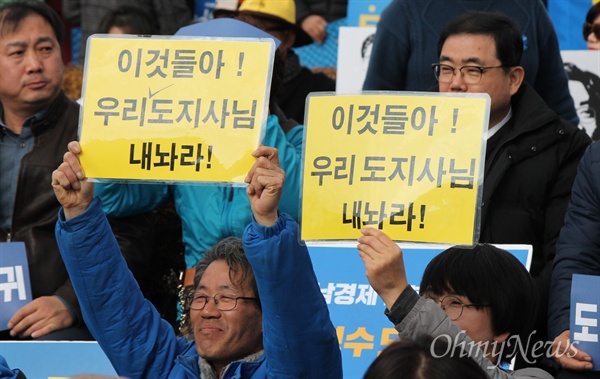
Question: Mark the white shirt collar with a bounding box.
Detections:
[487,107,512,139]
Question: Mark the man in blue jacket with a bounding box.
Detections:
[51,142,342,379]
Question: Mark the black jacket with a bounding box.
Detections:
[481,83,591,279]
[1,92,82,320]
[0,92,154,327]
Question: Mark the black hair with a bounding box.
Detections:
[193,236,260,309]
[363,334,488,379]
[97,5,157,35]
[586,3,600,25]
[584,3,600,40]
[437,11,523,73]
[0,0,64,44]
[419,243,538,363]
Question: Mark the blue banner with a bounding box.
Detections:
[0,242,32,330]
[570,274,600,369]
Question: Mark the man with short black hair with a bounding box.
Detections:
[433,11,590,370]
[0,0,153,341]
[0,0,88,340]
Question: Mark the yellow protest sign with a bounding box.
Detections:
[79,35,274,183]
[301,92,490,245]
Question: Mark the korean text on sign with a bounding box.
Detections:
[79,35,274,184]
[301,92,490,244]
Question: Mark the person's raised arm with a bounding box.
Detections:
[357,227,408,310]
[245,145,284,227]
[51,141,94,219]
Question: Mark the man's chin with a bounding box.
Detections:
[196,344,228,365]
[24,88,60,105]
[195,336,224,355]
[24,91,59,107]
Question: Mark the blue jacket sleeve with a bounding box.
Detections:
[550,143,600,340]
[0,355,22,379]
[261,115,303,220]
[55,198,190,378]
[242,213,342,379]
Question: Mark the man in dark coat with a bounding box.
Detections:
[0,1,153,340]
[432,11,591,371]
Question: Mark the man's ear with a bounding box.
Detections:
[493,331,511,344]
[508,66,525,96]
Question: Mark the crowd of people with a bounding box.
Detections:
[1,0,600,378]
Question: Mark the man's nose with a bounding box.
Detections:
[25,51,44,73]
[449,70,467,91]
[201,297,221,317]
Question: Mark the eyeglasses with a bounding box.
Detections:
[583,22,600,40]
[432,63,506,84]
[187,292,258,311]
[426,294,489,321]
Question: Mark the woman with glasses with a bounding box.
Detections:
[358,230,552,379]
[583,3,600,50]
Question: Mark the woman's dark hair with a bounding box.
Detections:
[363,334,488,379]
[584,3,600,40]
[97,5,157,35]
[419,243,538,363]
[438,11,523,73]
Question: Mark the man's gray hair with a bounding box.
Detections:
[193,236,261,309]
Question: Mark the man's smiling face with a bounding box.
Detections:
[191,260,263,374]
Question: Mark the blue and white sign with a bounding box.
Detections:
[570,273,600,370]
[0,242,32,331]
